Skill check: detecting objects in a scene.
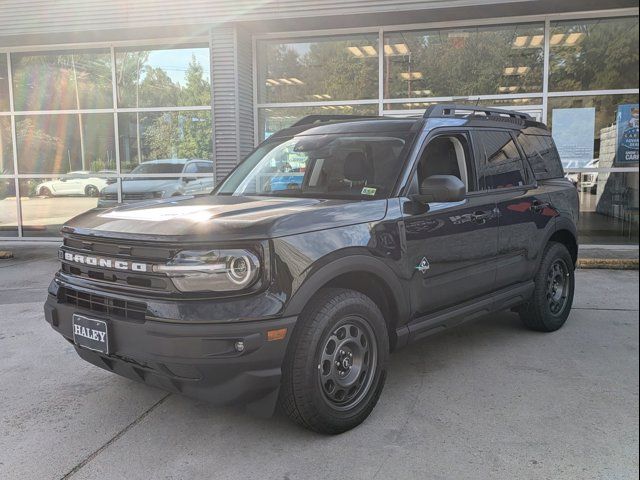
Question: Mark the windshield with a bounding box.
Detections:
[130,162,185,174]
[215,132,414,199]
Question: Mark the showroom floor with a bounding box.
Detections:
[0,244,638,480]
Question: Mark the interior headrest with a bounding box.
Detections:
[344,151,369,182]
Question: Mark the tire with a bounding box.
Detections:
[279,288,389,434]
[85,185,99,197]
[39,187,52,197]
[519,242,575,332]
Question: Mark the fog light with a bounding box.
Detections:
[234,341,245,352]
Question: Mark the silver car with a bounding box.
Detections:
[98,159,214,208]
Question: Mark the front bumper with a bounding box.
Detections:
[44,289,296,409]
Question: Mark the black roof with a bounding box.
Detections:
[269,116,419,139]
[269,104,548,139]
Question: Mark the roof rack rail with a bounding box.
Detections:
[291,114,380,127]
[423,104,532,121]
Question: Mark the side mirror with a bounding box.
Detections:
[412,175,465,204]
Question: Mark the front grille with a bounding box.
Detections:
[62,287,147,321]
[60,233,180,294]
[61,263,169,290]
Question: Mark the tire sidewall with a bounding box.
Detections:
[85,185,98,197]
[536,243,575,330]
[295,291,389,428]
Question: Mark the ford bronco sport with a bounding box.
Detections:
[44,105,579,434]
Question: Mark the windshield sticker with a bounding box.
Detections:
[361,187,377,196]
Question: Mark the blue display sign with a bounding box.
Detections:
[616,104,639,164]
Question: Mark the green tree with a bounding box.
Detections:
[181,55,211,106]
[143,58,212,160]
[549,18,639,91]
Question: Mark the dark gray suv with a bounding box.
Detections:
[45,105,579,434]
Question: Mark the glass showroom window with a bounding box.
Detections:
[114,46,212,171]
[256,34,379,104]
[0,116,13,174]
[383,23,544,99]
[0,115,18,237]
[1,54,17,236]
[115,45,211,108]
[4,44,213,237]
[258,104,379,141]
[117,111,212,172]
[113,46,214,206]
[10,48,118,236]
[0,54,9,111]
[15,113,115,174]
[11,49,113,111]
[547,15,639,246]
[548,95,639,244]
[549,17,639,92]
[14,113,116,236]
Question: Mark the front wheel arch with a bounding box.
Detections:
[281,255,409,350]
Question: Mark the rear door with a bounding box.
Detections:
[401,128,499,317]
[472,129,556,289]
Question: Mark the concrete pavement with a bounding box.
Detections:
[0,244,638,480]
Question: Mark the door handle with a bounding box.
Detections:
[530,200,550,213]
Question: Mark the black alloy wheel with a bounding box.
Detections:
[85,185,99,197]
[318,318,378,411]
[546,258,570,316]
[519,241,575,332]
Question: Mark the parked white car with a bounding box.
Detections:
[36,171,114,197]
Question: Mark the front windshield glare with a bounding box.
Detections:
[216,133,412,199]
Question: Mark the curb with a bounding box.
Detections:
[577,258,639,270]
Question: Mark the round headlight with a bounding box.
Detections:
[154,249,261,292]
[227,255,253,285]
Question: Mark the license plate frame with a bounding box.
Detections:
[72,314,110,355]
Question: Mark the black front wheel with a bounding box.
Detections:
[280,288,389,434]
[519,242,575,332]
[85,185,99,197]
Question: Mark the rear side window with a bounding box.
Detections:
[195,162,214,173]
[516,133,564,180]
[475,130,531,190]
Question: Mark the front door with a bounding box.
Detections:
[401,130,499,318]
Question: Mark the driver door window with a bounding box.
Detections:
[413,133,476,196]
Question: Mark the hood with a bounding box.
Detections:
[64,194,388,242]
[101,178,180,195]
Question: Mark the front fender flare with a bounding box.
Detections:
[281,254,410,324]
